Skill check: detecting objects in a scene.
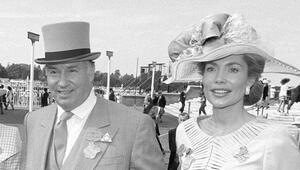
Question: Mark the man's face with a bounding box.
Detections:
[46,61,95,111]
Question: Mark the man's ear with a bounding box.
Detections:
[87,61,95,82]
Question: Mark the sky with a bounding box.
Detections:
[0,0,300,85]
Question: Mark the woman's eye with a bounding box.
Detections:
[229,67,239,73]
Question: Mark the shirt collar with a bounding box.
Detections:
[57,88,97,120]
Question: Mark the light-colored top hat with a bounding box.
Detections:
[166,13,274,83]
[35,21,100,64]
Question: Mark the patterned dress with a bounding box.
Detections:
[176,117,300,170]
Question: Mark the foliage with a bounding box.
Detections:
[0,62,189,92]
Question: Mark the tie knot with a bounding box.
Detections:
[60,111,73,121]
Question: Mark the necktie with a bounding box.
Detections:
[54,111,73,168]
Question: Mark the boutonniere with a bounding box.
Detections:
[233,146,249,163]
[177,144,195,170]
[100,132,112,143]
[83,142,102,159]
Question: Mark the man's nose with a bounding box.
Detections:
[57,71,68,87]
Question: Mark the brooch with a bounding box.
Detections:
[83,142,102,159]
[85,128,103,142]
[233,146,249,163]
[177,144,195,170]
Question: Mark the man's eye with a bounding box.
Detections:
[205,67,215,72]
[70,69,78,73]
[49,70,57,74]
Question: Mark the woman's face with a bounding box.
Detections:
[202,54,254,109]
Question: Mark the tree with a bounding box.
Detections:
[0,64,7,78]
[6,64,30,79]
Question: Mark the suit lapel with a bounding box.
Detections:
[39,104,57,169]
[63,98,119,170]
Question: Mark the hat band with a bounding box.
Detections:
[45,48,91,61]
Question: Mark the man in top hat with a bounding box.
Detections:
[24,22,165,170]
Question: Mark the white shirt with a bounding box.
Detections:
[279,84,289,97]
[56,88,97,164]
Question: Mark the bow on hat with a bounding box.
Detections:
[168,13,259,62]
[166,13,270,83]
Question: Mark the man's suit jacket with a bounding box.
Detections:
[25,97,165,170]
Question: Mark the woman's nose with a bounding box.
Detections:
[214,69,226,84]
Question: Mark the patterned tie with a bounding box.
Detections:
[54,111,73,168]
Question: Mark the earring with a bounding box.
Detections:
[245,86,250,95]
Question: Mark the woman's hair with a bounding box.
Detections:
[198,54,265,106]
[7,86,12,91]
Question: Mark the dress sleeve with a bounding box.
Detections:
[263,125,300,170]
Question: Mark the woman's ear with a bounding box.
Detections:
[246,77,256,88]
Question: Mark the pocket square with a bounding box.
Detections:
[100,132,112,143]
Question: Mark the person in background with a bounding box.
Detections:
[277,78,291,114]
[148,103,165,155]
[6,86,14,110]
[25,21,165,170]
[168,13,300,169]
[198,91,207,116]
[143,88,151,108]
[41,88,49,107]
[179,91,186,113]
[0,85,6,114]
[262,79,269,102]
[108,88,116,101]
[157,90,166,122]
[167,112,190,170]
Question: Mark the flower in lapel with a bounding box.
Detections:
[177,144,195,170]
[100,132,112,143]
[233,146,250,163]
[83,142,102,159]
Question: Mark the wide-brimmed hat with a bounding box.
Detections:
[35,21,101,64]
[166,13,273,83]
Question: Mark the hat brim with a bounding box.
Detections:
[35,52,101,64]
[168,43,271,83]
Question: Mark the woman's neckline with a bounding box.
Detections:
[196,116,258,138]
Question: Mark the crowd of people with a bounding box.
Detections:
[0,13,299,170]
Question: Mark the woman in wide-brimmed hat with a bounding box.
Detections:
[169,13,300,170]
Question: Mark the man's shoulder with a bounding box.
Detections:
[27,104,56,120]
[98,99,150,123]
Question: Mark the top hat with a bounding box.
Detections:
[166,13,273,83]
[35,21,101,64]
